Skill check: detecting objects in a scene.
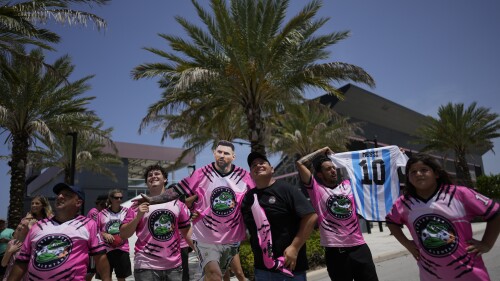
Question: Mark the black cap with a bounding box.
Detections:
[247,151,270,167]
[96,194,108,201]
[53,182,85,201]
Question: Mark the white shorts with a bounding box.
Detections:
[193,240,240,274]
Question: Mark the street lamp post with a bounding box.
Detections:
[67,132,77,185]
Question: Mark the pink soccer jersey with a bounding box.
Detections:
[386,185,500,281]
[16,216,106,281]
[175,163,254,244]
[97,206,130,253]
[123,200,190,270]
[86,207,99,222]
[306,177,366,247]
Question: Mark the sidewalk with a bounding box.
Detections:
[307,222,488,281]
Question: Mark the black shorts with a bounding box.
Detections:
[106,249,132,278]
[325,243,378,281]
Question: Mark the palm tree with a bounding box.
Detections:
[0,48,101,227]
[139,78,248,164]
[0,0,108,61]
[416,102,500,187]
[269,100,362,159]
[30,121,122,184]
[133,0,374,155]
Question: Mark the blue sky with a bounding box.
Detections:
[1,0,500,219]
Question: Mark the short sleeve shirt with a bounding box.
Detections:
[123,200,190,270]
[16,216,105,281]
[241,180,315,273]
[175,163,254,244]
[386,185,499,281]
[97,206,130,253]
[305,177,365,247]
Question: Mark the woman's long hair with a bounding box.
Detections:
[404,153,453,198]
[31,195,53,219]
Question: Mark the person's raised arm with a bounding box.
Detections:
[283,212,318,271]
[296,147,333,185]
[132,188,181,206]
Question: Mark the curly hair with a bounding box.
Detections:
[404,153,453,198]
[143,164,168,184]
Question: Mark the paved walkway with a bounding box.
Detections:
[101,222,487,281]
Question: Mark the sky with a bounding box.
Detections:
[1,0,500,219]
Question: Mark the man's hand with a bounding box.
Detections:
[283,245,299,271]
[132,193,151,206]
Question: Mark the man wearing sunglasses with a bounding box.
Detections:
[97,189,132,281]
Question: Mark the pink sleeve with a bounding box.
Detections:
[177,202,190,229]
[122,206,137,224]
[87,220,105,255]
[458,186,500,220]
[385,197,405,225]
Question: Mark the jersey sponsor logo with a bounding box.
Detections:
[210,187,237,217]
[414,214,458,257]
[148,209,176,241]
[105,219,121,235]
[326,195,353,220]
[33,234,72,270]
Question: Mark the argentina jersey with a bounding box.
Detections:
[330,145,408,221]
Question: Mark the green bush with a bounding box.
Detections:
[476,174,500,200]
[239,229,325,280]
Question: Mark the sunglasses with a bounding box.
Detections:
[111,196,123,200]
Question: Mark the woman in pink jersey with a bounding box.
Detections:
[386,153,500,281]
[1,223,29,281]
[97,189,132,281]
[21,196,53,227]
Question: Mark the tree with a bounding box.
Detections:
[416,102,500,188]
[0,48,101,227]
[0,0,108,67]
[268,100,362,159]
[30,121,122,184]
[133,0,374,155]
[139,78,248,164]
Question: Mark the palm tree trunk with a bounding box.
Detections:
[455,149,473,188]
[8,133,29,228]
[246,106,266,154]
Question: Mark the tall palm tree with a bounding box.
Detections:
[268,100,362,159]
[0,48,101,227]
[30,121,122,184]
[416,102,500,187]
[0,0,108,61]
[133,0,374,155]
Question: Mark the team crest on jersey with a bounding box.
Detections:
[33,234,72,270]
[326,195,352,220]
[148,210,176,241]
[105,219,121,235]
[414,214,458,257]
[210,187,237,217]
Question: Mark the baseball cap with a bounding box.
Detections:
[247,151,270,167]
[53,182,85,201]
